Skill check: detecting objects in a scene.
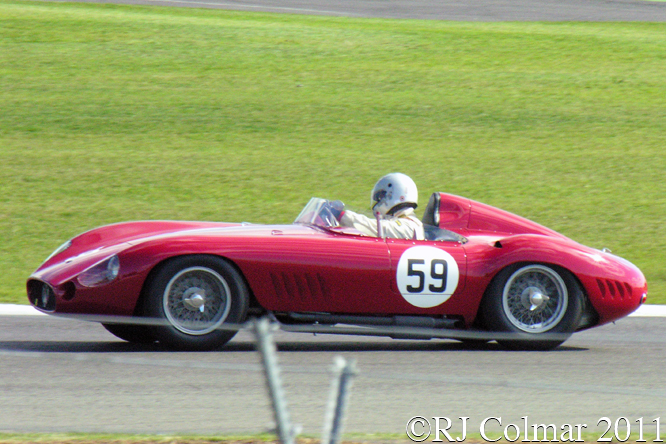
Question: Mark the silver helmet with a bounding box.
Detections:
[371,173,418,216]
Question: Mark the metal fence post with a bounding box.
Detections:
[252,317,297,444]
[321,356,358,444]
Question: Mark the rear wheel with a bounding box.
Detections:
[144,255,249,350]
[481,264,582,350]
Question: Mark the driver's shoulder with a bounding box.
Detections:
[396,213,422,226]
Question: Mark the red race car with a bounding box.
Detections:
[27,193,647,350]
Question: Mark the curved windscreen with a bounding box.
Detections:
[294,197,340,228]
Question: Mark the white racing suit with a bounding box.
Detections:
[339,207,425,240]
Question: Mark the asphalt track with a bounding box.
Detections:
[1,307,665,436]
[43,0,666,21]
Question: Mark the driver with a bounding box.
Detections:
[329,173,425,240]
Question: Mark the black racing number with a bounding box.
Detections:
[407,259,426,293]
[429,259,448,293]
[406,258,448,294]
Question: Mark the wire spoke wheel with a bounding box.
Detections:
[163,267,232,335]
[145,255,249,350]
[502,265,568,333]
[481,263,582,350]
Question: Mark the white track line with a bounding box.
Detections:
[630,304,666,317]
[51,0,365,16]
[0,303,664,317]
[0,304,47,316]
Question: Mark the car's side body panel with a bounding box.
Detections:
[385,238,470,318]
[229,231,394,313]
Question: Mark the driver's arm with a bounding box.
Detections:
[339,211,424,240]
[339,210,379,237]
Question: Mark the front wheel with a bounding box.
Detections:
[480,264,582,350]
[144,255,249,351]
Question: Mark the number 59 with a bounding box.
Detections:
[406,258,448,294]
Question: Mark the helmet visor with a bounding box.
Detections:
[372,189,387,204]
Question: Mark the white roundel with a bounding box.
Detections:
[396,246,460,308]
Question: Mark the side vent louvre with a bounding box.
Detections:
[597,279,606,298]
[596,278,631,300]
[608,281,616,297]
[270,272,328,301]
[615,281,625,298]
[624,282,633,297]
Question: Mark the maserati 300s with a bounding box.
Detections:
[27,193,647,350]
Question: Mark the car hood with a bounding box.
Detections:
[36,220,327,272]
[36,221,238,270]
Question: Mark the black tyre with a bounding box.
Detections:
[144,255,249,351]
[102,323,156,344]
[480,264,582,351]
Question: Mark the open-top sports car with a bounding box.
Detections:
[27,193,647,350]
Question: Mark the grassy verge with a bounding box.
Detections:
[1,1,665,303]
[0,435,319,444]
[0,434,404,444]
[0,432,661,443]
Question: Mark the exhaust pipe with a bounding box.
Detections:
[286,313,463,339]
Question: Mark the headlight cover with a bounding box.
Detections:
[77,255,120,287]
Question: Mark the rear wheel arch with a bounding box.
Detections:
[478,261,584,350]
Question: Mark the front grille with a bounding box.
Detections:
[27,280,56,311]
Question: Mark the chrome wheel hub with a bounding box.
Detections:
[182,288,206,313]
[502,265,568,333]
[162,267,232,335]
[521,286,550,312]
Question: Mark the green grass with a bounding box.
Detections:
[1,1,665,304]
[0,433,320,443]
[0,432,660,444]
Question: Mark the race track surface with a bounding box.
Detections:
[1,314,665,436]
[42,0,666,21]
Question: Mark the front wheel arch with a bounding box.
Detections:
[141,254,250,350]
[137,253,254,316]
